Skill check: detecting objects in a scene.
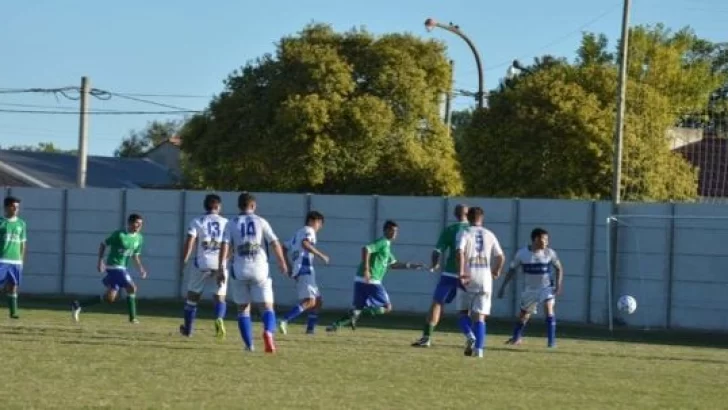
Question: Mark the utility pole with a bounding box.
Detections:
[608,0,632,331]
[76,76,89,188]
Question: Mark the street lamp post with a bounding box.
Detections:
[425,18,485,110]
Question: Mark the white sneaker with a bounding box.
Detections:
[71,302,81,323]
[278,320,288,335]
[474,348,484,358]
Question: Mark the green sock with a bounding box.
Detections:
[423,323,435,337]
[127,294,137,321]
[8,294,17,317]
[362,306,386,316]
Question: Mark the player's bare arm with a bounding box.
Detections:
[97,242,107,272]
[361,246,371,281]
[497,267,516,298]
[302,239,329,265]
[134,255,147,279]
[491,254,505,279]
[181,234,195,267]
[281,244,294,276]
[20,241,26,264]
[430,249,441,272]
[271,240,289,275]
[390,261,425,270]
[217,241,229,284]
[456,249,469,286]
[553,260,564,295]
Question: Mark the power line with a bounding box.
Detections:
[0,109,199,115]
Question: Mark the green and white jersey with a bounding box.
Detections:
[0,217,27,265]
[104,230,144,269]
[355,237,397,284]
[435,221,469,276]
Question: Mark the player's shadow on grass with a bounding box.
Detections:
[19,295,728,350]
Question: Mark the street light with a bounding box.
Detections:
[424,18,485,110]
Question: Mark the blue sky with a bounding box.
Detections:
[0,0,725,156]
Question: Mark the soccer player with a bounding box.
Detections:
[455,207,504,358]
[218,192,288,353]
[71,214,147,323]
[497,227,563,348]
[326,220,425,332]
[0,196,27,319]
[179,194,229,338]
[278,211,329,335]
[412,203,469,347]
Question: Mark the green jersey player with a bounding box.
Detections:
[0,196,27,319]
[71,214,147,323]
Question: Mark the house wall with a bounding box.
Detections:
[4,186,728,332]
[145,143,180,177]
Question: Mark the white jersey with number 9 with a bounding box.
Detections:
[222,212,279,281]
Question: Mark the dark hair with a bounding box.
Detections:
[128,213,143,223]
[467,207,484,224]
[238,192,256,210]
[454,203,468,219]
[383,220,398,231]
[531,227,548,242]
[306,210,325,224]
[3,196,20,207]
[203,194,222,212]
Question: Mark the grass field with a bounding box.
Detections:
[3,299,727,410]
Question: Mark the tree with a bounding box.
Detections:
[460,25,725,201]
[114,120,180,157]
[181,23,463,195]
[3,142,76,154]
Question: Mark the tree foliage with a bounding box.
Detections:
[181,24,463,195]
[3,142,76,154]
[114,120,181,158]
[460,25,725,201]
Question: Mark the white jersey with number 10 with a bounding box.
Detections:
[456,226,503,293]
[187,213,229,271]
[222,212,279,281]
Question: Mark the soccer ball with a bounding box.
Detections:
[617,295,637,315]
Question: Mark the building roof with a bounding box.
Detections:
[0,149,179,189]
[674,137,728,197]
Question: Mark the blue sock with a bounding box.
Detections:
[475,320,486,350]
[546,315,556,346]
[237,313,253,349]
[214,300,227,320]
[306,313,318,333]
[262,309,276,334]
[458,314,473,338]
[183,301,197,335]
[513,321,526,340]
[284,305,305,322]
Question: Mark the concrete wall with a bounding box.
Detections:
[4,187,727,331]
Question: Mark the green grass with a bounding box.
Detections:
[3,299,728,409]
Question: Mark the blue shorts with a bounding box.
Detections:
[353,282,390,310]
[0,263,22,287]
[102,268,134,291]
[432,275,460,305]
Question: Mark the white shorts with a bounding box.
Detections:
[520,287,555,314]
[187,269,227,296]
[231,276,274,305]
[457,289,492,315]
[294,275,320,300]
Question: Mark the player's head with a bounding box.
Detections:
[238,192,256,213]
[454,204,468,221]
[127,213,143,233]
[467,207,484,226]
[306,210,325,231]
[203,194,222,214]
[3,196,20,218]
[383,220,398,240]
[530,228,549,249]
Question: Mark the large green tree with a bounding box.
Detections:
[181,24,463,195]
[460,25,726,201]
[3,142,76,154]
[114,119,181,158]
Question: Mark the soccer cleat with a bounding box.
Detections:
[9,314,19,319]
[71,301,81,323]
[464,337,475,356]
[474,348,484,358]
[349,315,359,331]
[505,337,522,346]
[244,346,255,352]
[411,337,431,347]
[278,320,288,335]
[547,342,556,348]
[325,323,339,332]
[130,318,140,324]
[179,324,190,337]
[305,328,315,335]
[215,318,226,339]
[263,331,276,353]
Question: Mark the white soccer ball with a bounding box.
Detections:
[617,295,637,315]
